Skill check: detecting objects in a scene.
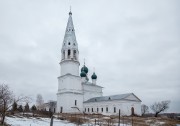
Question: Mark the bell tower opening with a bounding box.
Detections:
[68,49,71,59]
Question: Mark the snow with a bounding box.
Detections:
[6,116,75,126]
[6,116,131,126]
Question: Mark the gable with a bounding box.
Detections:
[124,94,141,102]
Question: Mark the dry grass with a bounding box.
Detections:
[54,113,180,126]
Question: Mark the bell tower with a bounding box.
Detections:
[60,11,79,76]
[57,11,83,113]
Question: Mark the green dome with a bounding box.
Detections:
[81,65,88,73]
[91,72,97,79]
[80,71,86,77]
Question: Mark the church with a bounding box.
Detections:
[56,11,141,116]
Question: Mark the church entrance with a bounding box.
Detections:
[131,107,134,116]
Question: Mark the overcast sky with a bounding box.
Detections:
[0,0,179,113]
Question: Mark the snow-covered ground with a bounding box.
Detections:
[5,116,130,126]
[6,116,75,126]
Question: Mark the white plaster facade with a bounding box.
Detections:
[56,11,142,115]
[84,93,141,116]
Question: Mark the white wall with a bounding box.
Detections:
[83,84,103,101]
[60,60,79,76]
[84,100,141,116]
[57,93,83,113]
[57,74,83,113]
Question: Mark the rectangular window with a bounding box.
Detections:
[114,107,116,113]
[97,108,99,112]
[60,107,63,113]
[106,107,108,112]
[101,108,103,112]
[75,100,77,106]
[92,108,93,112]
[88,108,89,112]
[85,108,86,112]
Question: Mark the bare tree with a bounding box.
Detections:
[141,104,149,116]
[150,100,170,117]
[0,84,31,124]
[36,94,44,110]
[0,84,13,124]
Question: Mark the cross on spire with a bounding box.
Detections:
[69,6,72,15]
[84,58,86,65]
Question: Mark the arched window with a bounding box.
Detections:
[63,51,65,59]
[75,100,77,106]
[73,50,76,59]
[131,107,134,116]
[114,107,116,113]
[106,107,108,112]
[68,50,71,58]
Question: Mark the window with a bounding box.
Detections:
[131,107,134,116]
[97,108,99,112]
[68,50,71,58]
[92,108,93,112]
[73,50,76,59]
[73,43,75,46]
[85,108,86,112]
[88,108,89,112]
[68,42,71,45]
[101,108,103,112]
[109,97,111,100]
[75,100,77,106]
[106,107,108,112]
[60,107,63,113]
[114,107,116,113]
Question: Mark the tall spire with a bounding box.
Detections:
[61,10,79,61]
[62,9,78,50]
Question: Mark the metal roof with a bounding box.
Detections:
[83,93,141,103]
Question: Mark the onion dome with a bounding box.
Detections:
[81,65,88,74]
[80,71,86,77]
[91,72,97,79]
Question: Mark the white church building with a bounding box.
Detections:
[56,11,141,116]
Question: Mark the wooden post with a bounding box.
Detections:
[132,115,133,126]
[50,116,54,126]
[118,109,120,126]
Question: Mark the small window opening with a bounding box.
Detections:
[75,100,77,106]
[60,107,63,113]
[114,107,116,113]
[68,42,71,45]
[101,108,103,112]
[109,97,111,100]
[54,108,55,113]
[106,107,108,112]
[73,43,75,46]
[85,108,86,112]
[97,108,99,112]
[63,51,65,59]
[92,108,93,112]
[68,50,71,58]
[73,50,76,59]
[95,99,97,102]
[88,108,89,112]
